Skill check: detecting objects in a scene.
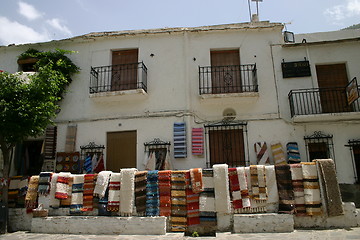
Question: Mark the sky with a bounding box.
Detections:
[1,0,360,46]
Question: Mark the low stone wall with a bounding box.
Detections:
[8,209,32,232]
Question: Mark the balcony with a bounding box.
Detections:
[288,87,360,121]
[199,64,258,96]
[90,62,147,97]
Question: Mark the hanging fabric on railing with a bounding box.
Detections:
[173,122,187,158]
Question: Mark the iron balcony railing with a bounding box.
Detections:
[199,64,258,95]
[288,87,360,117]
[90,62,147,94]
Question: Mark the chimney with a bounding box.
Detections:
[251,14,259,22]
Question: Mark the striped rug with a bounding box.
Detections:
[146,170,159,216]
[289,164,306,216]
[107,173,121,212]
[158,170,172,217]
[302,162,322,216]
[186,171,200,226]
[70,174,84,214]
[275,164,295,214]
[135,171,147,216]
[170,170,188,232]
[82,174,95,212]
[254,142,270,165]
[199,169,217,229]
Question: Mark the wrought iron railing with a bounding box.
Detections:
[288,87,360,117]
[199,64,258,95]
[90,62,147,94]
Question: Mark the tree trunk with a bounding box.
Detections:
[1,147,10,234]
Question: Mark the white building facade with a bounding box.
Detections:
[1,21,359,184]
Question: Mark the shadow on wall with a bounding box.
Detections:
[340,184,360,208]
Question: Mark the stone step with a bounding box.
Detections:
[31,216,167,235]
[233,213,294,233]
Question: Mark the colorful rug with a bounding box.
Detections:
[38,172,52,195]
[8,176,22,208]
[213,164,231,214]
[229,168,242,210]
[17,177,28,208]
[186,171,200,226]
[94,171,112,199]
[82,174,96,211]
[287,142,301,164]
[135,171,147,216]
[265,165,279,213]
[107,172,121,212]
[190,168,203,194]
[93,154,105,173]
[192,128,204,156]
[120,168,137,216]
[275,164,295,214]
[158,170,172,217]
[84,154,92,173]
[146,170,159,216]
[302,162,322,216]
[199,169,217,229]
[271,142,287,165]
[254,142,270,165]
[170,170,187,232]
[290,164,306,216]
[25,175,39,212]
[55,172,71,200]
[49,173,60,208]
[315,159,343,216]
[60,176,73,206]
[70,174,84,214]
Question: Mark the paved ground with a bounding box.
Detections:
[1,228,360,240]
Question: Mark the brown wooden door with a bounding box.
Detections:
[106,131,137,171]
[316,64,350,113]
[210,50,241,93]
[208,128,245,167]
[111,49,138,91]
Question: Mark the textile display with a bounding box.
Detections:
[170,170,187,232]
[38,172,52,195]
[107,172,121,212]
[275,164,295,214]
[265,165,279,213]
[25,175,39,212]
[83,174,96,212]
[98,189,110,216]
[271,142,287,165]
[254,142,270,165]
[144,152,156,171]
[316,159,343,216]
[17,177,28,207]
[290,164,306,216]
[91,154,98,172]
[8,176,22,208]
[64,124,77,152]
[185,171,200,226]
[84,155,92,173]
[302,162,322,216]
[134,171,147,216]
[287,142,301,164]
[60,176,73,206]
[55,172,71,200]
[158,170,172,217]
[120,168,137,216]
[250,165,267,202]
[173,122,187,158]
[49,173,60,208]
[213,164,231,214]
[163,151,172,170]
[93,171,112,199]
[228,168,242,210]
[146,170,159,216]
[93,154,105,173]
[70,174,84,214]
[192,128,204,156]
[199,169,217,229]
[190,168,203,194]
[236,167,251,211]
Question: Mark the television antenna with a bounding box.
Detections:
[248,0,263,22]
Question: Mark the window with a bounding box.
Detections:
[111,49,139,91]
[304,131,334,162]
[346,139,360,183]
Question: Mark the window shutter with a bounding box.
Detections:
[173,122,187,158]
[192,128,204,156]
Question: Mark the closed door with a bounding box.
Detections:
[111,49,138,91]
[316,64,350,113]
[210,50,241,93]
[106,131,137,171]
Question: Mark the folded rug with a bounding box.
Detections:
[254,142,270,165]
[158,170,172,217]
[135,171,147,216]
[60,176,73,206]
[229,168,242,210]
[275,164,295,214]
[186,171,200,226]
[17,177,28,208]
[190,168,203,194]
[271,142,287,165]
[94,171,112,199]
[70,174,84,214]
[290,164,306,216]
[170,170,187,232]
[37,172,52,195]
[236,167,251,212]
[8,176,22,208]
[93,154,105,173]
[107,172,121,212]
[120,168,137,216]
[199,169,217,229]
[55,172,71,200]
[287,142,301,164]
[82,174,96,212]
[213,164,231,214]
[49,173,60,208]
[265,165,279,213]
[25,175,39,212]
[315,159,343,216]
[302,162,322,216]
[146,170,159,216]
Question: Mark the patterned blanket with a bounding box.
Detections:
[135,171,147,216]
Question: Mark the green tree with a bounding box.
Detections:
[0,49,79,233]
